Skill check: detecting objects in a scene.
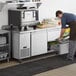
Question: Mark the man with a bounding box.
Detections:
[56,10,76,60]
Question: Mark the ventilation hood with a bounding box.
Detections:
[0,2,6,11]
[0,0,14,12]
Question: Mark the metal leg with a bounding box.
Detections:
[18,59,22,63]
[7,57,9,62]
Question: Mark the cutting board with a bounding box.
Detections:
[37,24,57,29]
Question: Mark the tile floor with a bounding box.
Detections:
[0,60,19,69]
[0,55,76,76]
[0,54,55,69]
[34,63,76,76]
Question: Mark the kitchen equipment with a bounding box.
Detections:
[48,40,69,55]
[8,9,39,31]
[19,0,30,2]
[13,31,31,60]
[0,31,9,45]
[0,30,10,62]
[31,29,47,56]
[0,52,8,59]
[32,0,41,2]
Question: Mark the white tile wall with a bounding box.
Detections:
[0,0,76,28]
[39,0,76,21]
[0,6,8,29]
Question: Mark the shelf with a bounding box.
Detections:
[7,2,42,5]
[47,50,55,53]
[7,1,42,10]
[0,30,9,34]
[0,57,9,61]
[11,8,39,11]
[0,30,10,62]
[47,50,59,55]
[0,44,9,47]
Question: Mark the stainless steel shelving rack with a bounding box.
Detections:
[0,30,10,62]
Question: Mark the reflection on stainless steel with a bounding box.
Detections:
[20,21,40,31]
[22,21,40,26]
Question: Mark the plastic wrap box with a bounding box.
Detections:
[0,37,6,45]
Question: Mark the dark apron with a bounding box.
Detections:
[68,21,76,40]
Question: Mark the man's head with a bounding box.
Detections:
[56,10,63,18]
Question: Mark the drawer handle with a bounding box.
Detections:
[23,46,27,48]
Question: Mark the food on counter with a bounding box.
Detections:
[42,18,61,25]
[37,18,61,28]
[37,24,56,28]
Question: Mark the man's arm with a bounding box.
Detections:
[60,28,66,39]
[59,17,66,40]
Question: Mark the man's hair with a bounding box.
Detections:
[56,10,63,17]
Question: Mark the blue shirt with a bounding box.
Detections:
[61,13,76,28]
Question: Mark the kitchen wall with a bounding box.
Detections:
[39,0,76,21]
[0,0,76,28]
[0,0,17,29]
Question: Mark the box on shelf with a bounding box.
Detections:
[0,37,6,45]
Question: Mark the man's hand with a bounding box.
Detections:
[56,28,66,42]
[58,37,63,41]
[56,37,63,42]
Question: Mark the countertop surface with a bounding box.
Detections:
[13,26,61,34]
